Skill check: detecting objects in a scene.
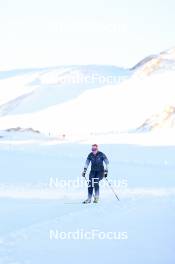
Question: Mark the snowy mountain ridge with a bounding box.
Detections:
[0,47,175,141]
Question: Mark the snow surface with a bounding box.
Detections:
[0,141,175,264]
[0,65,129,116]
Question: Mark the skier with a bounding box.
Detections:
[82,144,109,203]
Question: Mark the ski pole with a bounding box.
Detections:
[105,178,120,201]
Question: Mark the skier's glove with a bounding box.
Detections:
[104,170,108,178]
[82,168,87,177]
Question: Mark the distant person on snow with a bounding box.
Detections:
[82,144,109,204]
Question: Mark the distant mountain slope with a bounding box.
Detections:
[0,65,130,116]
[137,106,175,131]
[131,47,175,76]
[0,47,175,139]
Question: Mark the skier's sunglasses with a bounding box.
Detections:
[92,147,98,151]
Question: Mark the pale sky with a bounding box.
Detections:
[0,0,175,70]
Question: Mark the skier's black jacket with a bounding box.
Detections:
[85,151,109,172]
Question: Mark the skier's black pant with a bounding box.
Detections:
[88,170,104,199]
